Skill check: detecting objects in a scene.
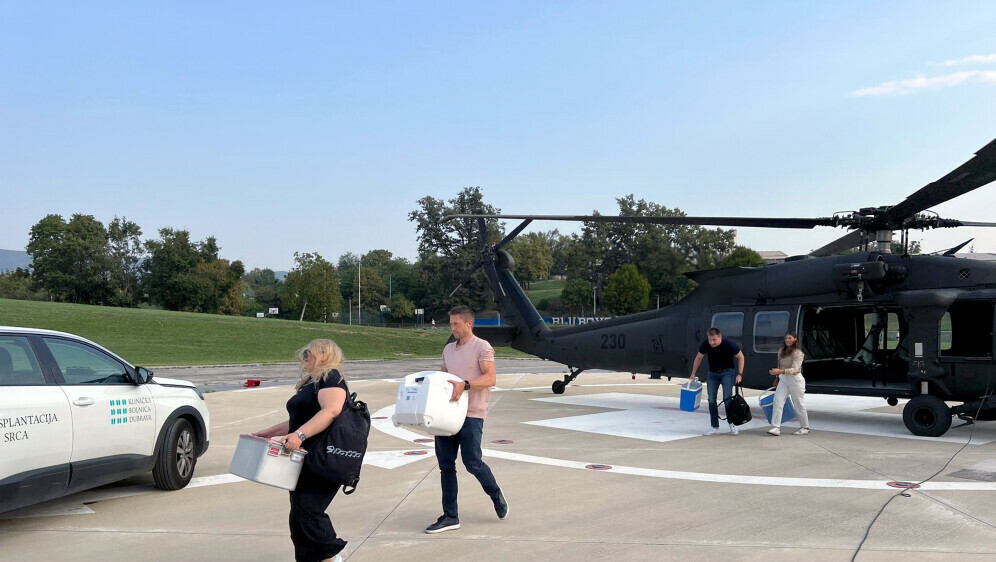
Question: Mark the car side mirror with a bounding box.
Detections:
[134,366,154,384]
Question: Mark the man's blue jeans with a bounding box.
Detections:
[434,416,501,517]
[706,368,736,428]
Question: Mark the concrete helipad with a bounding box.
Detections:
[3,362,996,561]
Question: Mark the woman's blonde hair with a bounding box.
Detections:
[294,338,346,390]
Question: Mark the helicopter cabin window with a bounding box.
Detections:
[939,302,994,358]
[711,312,744,347]
[754,311,790,353]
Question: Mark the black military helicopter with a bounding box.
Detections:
[446,137,996,437]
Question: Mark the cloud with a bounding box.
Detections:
[851,70,996,97]
[938,54,996,66]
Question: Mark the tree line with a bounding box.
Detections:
[1,188,761,321]
[407,188,762,316]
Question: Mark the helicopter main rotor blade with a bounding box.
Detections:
[809,230,865,257]
[949,220,996,227]
[446,214,837,229]
[448,261,485,298]
[494,219,533,251]
[882,137,996,223]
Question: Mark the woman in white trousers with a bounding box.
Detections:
[767,332,810,436]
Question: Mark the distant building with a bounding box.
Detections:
[758,251,788,265]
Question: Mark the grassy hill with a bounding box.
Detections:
[524,279,565,303]
[0,298,524,366]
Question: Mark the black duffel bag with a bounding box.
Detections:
[305,387,371,494]
[721,383,753,426]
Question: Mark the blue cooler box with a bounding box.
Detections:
[680,381,703,412]
[759,387,796,424]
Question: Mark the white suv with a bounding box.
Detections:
[0,327,210,514]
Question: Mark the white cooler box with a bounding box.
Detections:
[392,371,469,436]
[229,434,307,491]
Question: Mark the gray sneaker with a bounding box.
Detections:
[425,514,460,534]
[492,488,508,520]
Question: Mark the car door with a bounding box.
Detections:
[40,337,156,492]
[0,334,72,513]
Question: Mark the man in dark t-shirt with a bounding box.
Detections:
[690,327,745,435]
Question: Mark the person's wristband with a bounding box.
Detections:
[295,430,307,441]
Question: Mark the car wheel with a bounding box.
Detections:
[902,395,952,437]
[153,418,197,490]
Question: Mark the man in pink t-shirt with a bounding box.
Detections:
[424,306,508,534]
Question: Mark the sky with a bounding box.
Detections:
[2,1,996,271]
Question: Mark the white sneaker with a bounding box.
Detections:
[703,427,720,436]
[767,427,781,436]
[729,424,739,435]
[794,428,810,435]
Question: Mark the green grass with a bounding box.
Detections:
[525,279,566,303]
[0,298,525,366]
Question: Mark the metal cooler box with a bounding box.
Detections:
[229,434,307,491]
[392,371,469,436]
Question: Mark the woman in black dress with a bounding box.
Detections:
[254,339,349,562]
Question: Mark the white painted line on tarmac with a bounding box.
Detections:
[0,501,95,519]
[368,404,996,491]
[0,474,250,519]
[186,473,246,488]
[479,448,996,491]
[364,450,435,469]
[233,386,288,393]
[371,410,436,444]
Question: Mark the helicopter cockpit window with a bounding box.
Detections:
[754,311,790,353]
[940,302,994,358]
[711,312,744,347]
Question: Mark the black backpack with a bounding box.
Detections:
[721,384,753,426]
[305,385,371,494]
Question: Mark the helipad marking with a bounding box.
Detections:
[493,383,675,392]
[367,404,996,491]
[528,393,994,445]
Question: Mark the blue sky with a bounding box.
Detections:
[2,2,995,270]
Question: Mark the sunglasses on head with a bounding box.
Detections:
[302,349,310,360]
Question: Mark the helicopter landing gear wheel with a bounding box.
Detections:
[903,395,952,437]
[552,368,584,394]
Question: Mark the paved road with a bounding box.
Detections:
[152,357,580,392]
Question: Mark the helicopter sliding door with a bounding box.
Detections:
[800,305,910,396]
[938,299,994,398]
[703,307,798,388]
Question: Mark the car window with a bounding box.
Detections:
[44,338,130,384]
[0,336,46,385]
